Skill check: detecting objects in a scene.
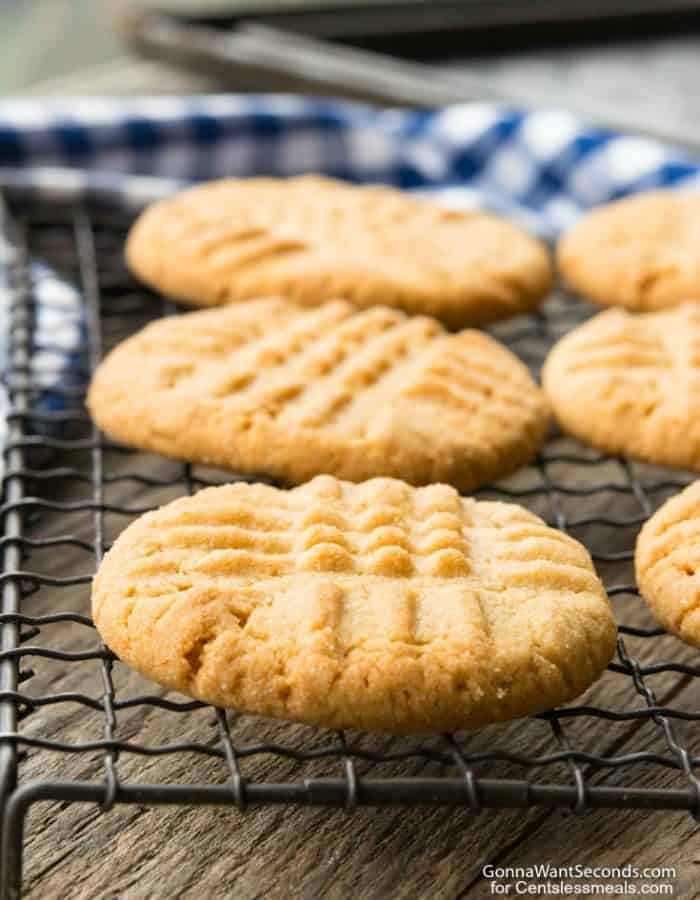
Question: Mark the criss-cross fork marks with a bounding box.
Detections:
[543,302,700,469]
[636,480,700,641]
[554,303,700,388]
[102,476,605,658]
[213,305,442,432]
[125,174,553,327]
[161,176,488,277]
[142,300,426,433]
[406,342,544,428]
[558,315,672,376]
[88,292,552,490]
[151,300,432,433]
[121,478,470,582]
[100,298,543,441]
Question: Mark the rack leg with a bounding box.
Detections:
[0,786,29,900]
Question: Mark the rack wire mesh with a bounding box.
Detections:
[1,201,700,898]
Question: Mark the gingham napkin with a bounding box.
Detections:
[2,94,700,473]
[0,235,83,461]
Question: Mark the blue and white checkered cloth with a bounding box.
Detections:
[2,94,700,471]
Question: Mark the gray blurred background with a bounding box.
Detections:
[0,0,130,92]
[3,0,700,148]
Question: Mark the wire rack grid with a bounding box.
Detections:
[1,201,700,898]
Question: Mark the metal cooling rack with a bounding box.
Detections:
[2,202,700,898]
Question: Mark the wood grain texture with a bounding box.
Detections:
[10,440,699,900]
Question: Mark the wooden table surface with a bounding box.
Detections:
[5,11,700,899]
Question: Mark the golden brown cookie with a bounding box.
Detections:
[125,175,552,328]
[636,480,700,646]
[92,475,616,733]
[558,190,700,311]
[542,302,700,470]
[87,298,550,491]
